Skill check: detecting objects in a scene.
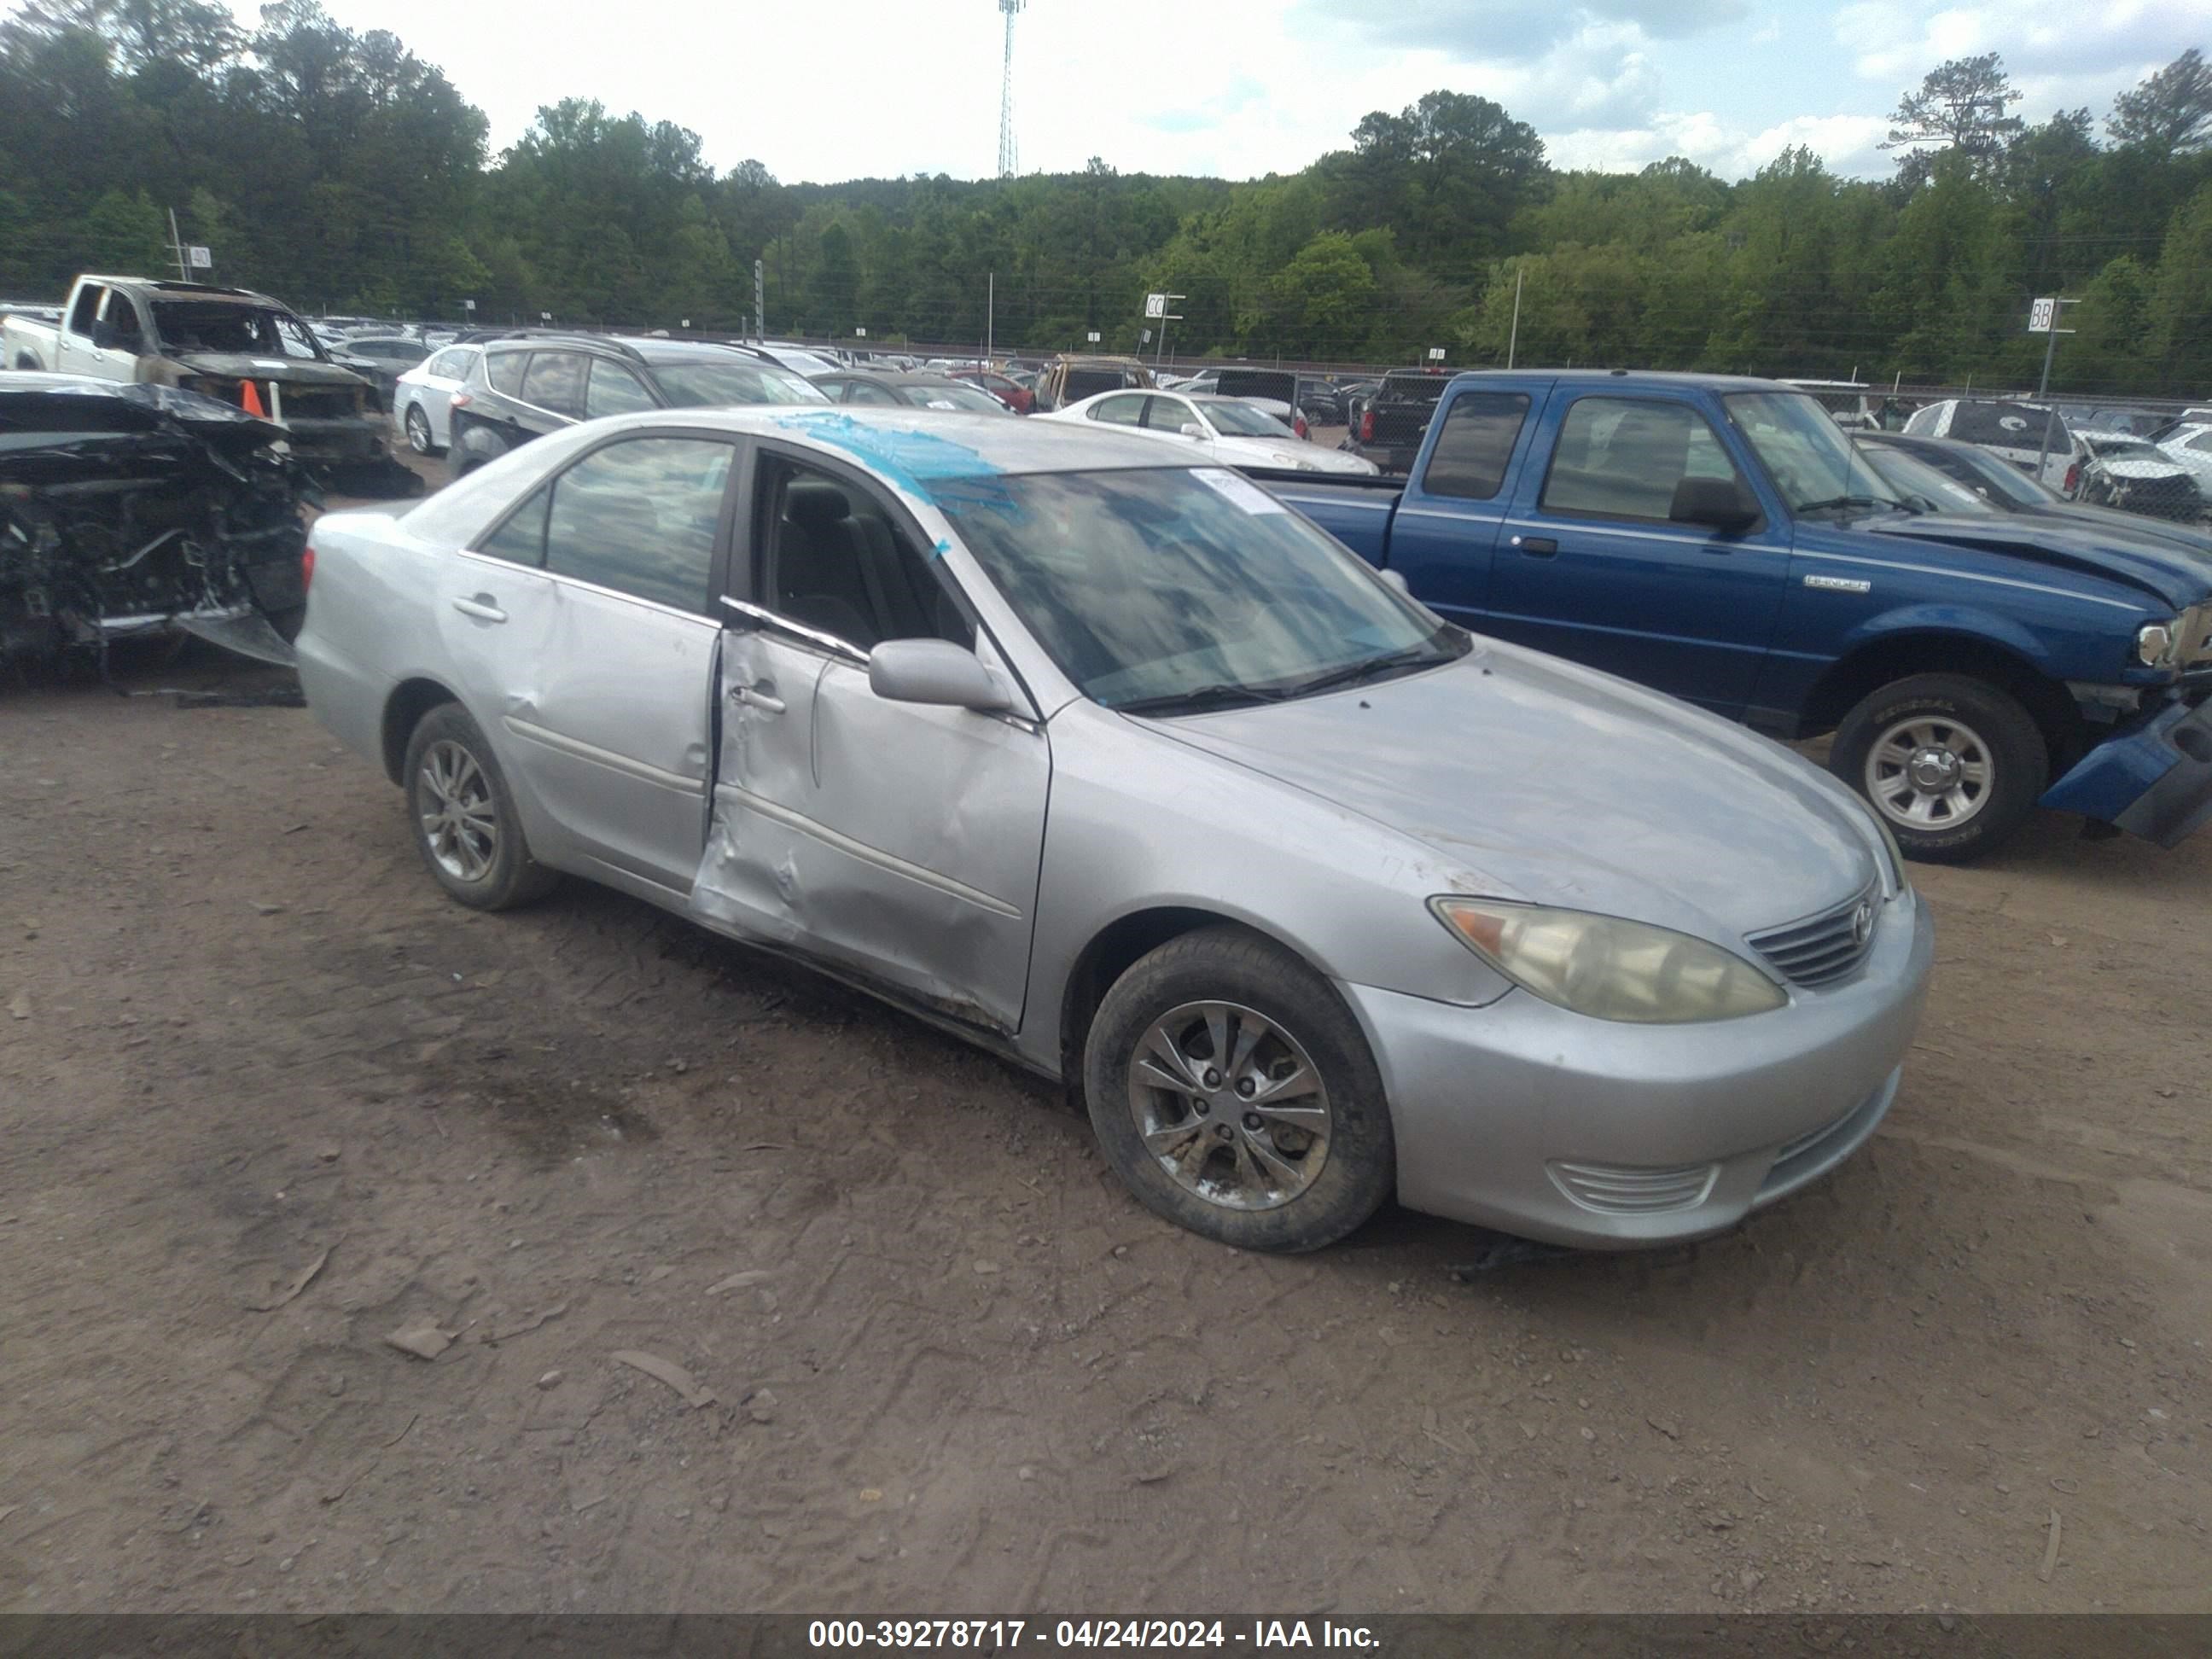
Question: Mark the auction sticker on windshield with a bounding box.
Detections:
[1190,467,1286,515]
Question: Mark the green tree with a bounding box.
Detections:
[2109,48,2212,155]
[1883,53,2024,181]
[80,186,167,271]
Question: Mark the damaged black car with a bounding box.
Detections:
[1,373,312,672]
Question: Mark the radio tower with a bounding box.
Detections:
[996,0,1024,178]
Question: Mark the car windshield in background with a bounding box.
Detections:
[152,303,323,359]
[1854,443,1994,515]
[1950,401,2066,449]
[934,467,1461,713]
[2086,436,2166,461]
[1725,391,1901,512]
[1944,445,2060,506]
[905,381,1006,413]
[1202,400,1294,438]
[650,363,829,406]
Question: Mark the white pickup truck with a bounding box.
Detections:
[3,273,398,476]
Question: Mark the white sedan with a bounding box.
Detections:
[390,343,481,457]
[1045,388,1378,474]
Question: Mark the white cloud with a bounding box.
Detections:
[1548,109,1891,178]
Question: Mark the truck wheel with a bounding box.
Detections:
[400,703,557,911]
[1081,926,1395,1253]
[1831,673,2048,863]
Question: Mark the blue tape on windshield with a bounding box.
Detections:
[768,411,994,501]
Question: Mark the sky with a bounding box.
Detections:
[226,0,2203,184]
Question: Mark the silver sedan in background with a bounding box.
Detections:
[297,408,1930,1253]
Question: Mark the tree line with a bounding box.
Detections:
[3,3,2209,396]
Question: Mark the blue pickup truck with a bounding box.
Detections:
[1265,370,2212,861]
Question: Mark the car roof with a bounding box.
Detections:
[585,405,1189,493]
[817,370,976,387]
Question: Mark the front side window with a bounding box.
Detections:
[934,467,1456,711]
[1543,397,1756,521]
[584,359,655,418]
[756,460,972,652]
[543,437,733,610]
[521,352,587,416]
[1422,393,1529,500]
[100,289,145,351]
[649,361,828,407]
[68,285,105,336]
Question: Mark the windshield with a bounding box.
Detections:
[900,381,1007,413]
[1724,391,1900,511]
[1941,444,2058,507]
[152,302,325,359]
[1201,400,1295,439]
[651,363,829,406]
[1855,444,1994,515]
[933,467,1461,712]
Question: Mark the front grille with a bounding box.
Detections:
[1747,882,1879,988]
[1548,1159,1719,1215]
[282,387,361,421]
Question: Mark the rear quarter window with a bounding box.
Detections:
[1949,402,2066,448]
[1421,393,1530,500]
[486,350,527,396]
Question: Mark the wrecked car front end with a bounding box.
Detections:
[0,374,311,669]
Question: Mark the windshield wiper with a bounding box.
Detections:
[1796,494,1911,516]
[1280,642,1458,700]
[1111,681,1295,717]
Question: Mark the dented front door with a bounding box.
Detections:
[692,627,1051,1034]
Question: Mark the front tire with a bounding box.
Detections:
[1082,926,1395,1252]
[400,703,556,910]
[1831,672,2048,863]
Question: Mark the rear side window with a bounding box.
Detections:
[521,352,587,417]
[1421,393,1530,500]
[486,350,527,396]
[543,436,733,611]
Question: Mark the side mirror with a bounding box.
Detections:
[1179,422,1205,439]
[90,319,123,351]
[868,638,1012,713]
[1377,568,1411,596]
[1669,476,1760,535]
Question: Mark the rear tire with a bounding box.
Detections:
[1831,672,2047,863]
[399,702,556,911]
[1082,926,1394,1253]
[405,403,437,456]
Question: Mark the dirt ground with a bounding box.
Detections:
[2,455,2209,1615]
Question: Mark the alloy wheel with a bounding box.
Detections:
[1125,1000,1332,1212]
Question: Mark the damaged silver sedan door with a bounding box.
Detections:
[690,453,1051,1034]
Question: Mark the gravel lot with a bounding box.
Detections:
[1,461,2208,1614]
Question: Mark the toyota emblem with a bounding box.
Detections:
[1852,901,1876,946]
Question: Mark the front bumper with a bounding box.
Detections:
[1342,885,1932,1248]
[2040,695,2212,847]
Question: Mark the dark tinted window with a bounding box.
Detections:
[1948,401,2066,449]
[544,436,731,610]
[486,350,528,396]
[583,359,654,418]
[475,486,549,566]
[1216,369,1297,404]
[521,352,587,416]
[68,284,104,335]
[1065,369,1135,401]
[1421,393,1529,500]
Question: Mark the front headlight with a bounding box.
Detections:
[2137,620,2175,667]
[1430,898,1787,1023]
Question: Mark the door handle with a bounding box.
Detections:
[731,683,786,714]
[451,595,508,623]
[1511,535,1558,557]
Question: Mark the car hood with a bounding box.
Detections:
[1210,434,1369,474]
[1866,511,2212,608]
[2038,502,2212,560]
[1143,643,1880,944]
[167,352,371,391]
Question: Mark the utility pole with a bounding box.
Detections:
[166,208,189,283]
[1505,268,1523,370]
[987,271,995,362]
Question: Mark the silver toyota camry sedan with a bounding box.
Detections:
[297,406,1932,1253]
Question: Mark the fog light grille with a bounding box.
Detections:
[1548,1159,1720,1215]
